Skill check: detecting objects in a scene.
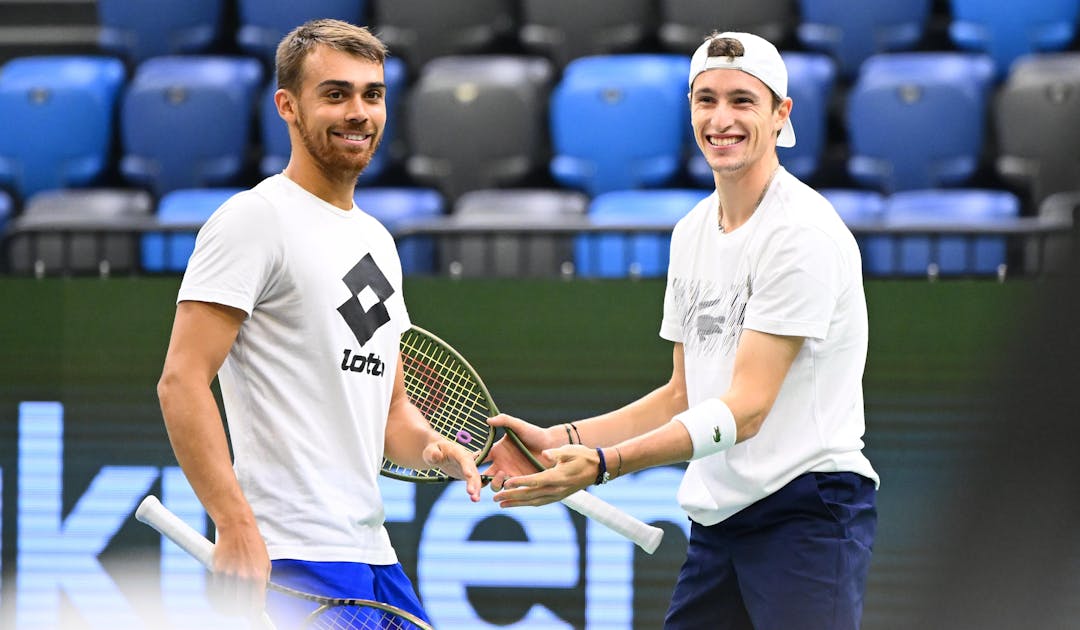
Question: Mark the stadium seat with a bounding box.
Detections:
[372,0,515,72]
[796,0,931,77]
[519,0,653,67]
[1027,190,1080,274]
[0,189,11,242]
[441,188,589,277]
[259,57,406,182]
[819,188,892,276]
[659,0,794,54]
[354,187,444,274]
[884,189,1021,276]
[845,53,995,192]
[141,188,242,273]
[236,0,368,64]
[575,188,706,278]
[687,52,837,186]
[120,56,264,196]
[551,54,689,196]
[994,53,1080,207]
[97,0,223,64]
[948,0,1080,78]
[405,56,554,200]
[5,189,153,276]
[0,56,126,200]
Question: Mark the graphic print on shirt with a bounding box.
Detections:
[673,273,752,357]
[337,253,394,347]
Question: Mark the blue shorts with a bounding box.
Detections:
[265,559,430,628]
[665,471,877,630]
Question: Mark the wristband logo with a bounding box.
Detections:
[713,426,723,443]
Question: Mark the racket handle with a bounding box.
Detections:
[135,495,277,630]
[560,490,665,554]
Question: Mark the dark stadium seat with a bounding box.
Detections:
[884,189,1020,276]
[441,188,589,277]
[845,53,995,192]
[372,0,515,73]
[550,54,688,196]
[994,53,1080,207]
[5,188,153,276]
[405,55,554,200]
[687,52,838,186]
[236,0,368,65]
[659,0,794,54]
[259,57,406,182]
[819,188,892,276]
[120,56,264,196]
[354,187,444,274]
[0,189,11,240]
[948,0,1080,78]
[519,0,654,67]
[141,187,242,273]
[0,56,125,200]
[97,0,224,64]
[575,188,705,278]
[796,0,931,78]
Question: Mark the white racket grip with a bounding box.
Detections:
[561,490,664,554]
[136,495,215,568]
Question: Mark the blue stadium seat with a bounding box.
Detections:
[121,56,264,196]
[819,188,892,276]
[845,53,995,192]
[259,57,405,183]
[354,187,444,274]
[797,0,931,77]
[551,55,689,196]
[141,188,242,272]
[948,0,1080,78]
[0,189,11,240]
[406,56,554,200]
[236,0,368,64]
[575,188,706,278]
[97,0,224,64]
[687,52,837,186]
[0,56,126,200]
[884,189,1021,276]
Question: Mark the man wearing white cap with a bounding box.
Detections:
[487,31,878,629]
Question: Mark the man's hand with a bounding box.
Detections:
[423,439,483,502]
[209,521,271,619]
[491,444,599,507]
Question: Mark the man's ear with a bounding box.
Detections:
[274,89,296,123]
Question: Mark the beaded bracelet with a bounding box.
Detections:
[594,447,610,485]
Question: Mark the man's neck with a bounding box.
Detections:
[282,160,358,211]
[713,157,780,233]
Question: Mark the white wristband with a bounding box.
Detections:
[673,398,737,460]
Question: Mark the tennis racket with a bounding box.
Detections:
[136,495,433,630]
[381,325,664,554]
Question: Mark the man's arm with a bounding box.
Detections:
[384,351,483,501]
[157,300,268,612]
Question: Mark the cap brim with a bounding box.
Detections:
[778,119,795,148]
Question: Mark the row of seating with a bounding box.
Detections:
[6,185,1073,279]
[2,50,1078,207]
[95,0,1080,80]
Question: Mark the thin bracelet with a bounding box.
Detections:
[564,424,574,445]
[594,447,610,485]
[570,422,583,445]
[613,446,623,479]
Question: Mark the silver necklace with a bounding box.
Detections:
[718,168,778,233]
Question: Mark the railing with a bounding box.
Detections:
[1,214,1076,280]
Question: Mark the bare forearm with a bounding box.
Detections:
[383,398,441,470]
[158,374,255,529]
[606,420,693,479]
[572,381,688,447]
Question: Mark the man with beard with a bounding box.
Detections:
[156,19,482,627]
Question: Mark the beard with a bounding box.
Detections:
[295,108,382,184]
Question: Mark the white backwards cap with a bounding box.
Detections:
[688,32,795,147]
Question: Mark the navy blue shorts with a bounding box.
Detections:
[665,471,877,630]
[265,559,430,628]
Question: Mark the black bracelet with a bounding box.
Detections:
[570,422,583,445]
[594,447,610,485]
[564,424,574,445]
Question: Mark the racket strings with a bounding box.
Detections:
[309,603,427,629]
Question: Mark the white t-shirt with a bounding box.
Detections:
[178,174,411,564]
[660,167,879,526]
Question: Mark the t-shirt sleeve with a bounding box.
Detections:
[743,225,843,340]
[177,194,281,316]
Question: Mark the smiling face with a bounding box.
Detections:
[690,67,791,181]
[279,45,386,186]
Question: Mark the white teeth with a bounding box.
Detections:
[343,134,367,141]
[708,136,741,147]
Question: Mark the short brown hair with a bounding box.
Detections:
[275,19,387,93]
[702,31,782,110]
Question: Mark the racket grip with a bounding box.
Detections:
[560,490,664,554]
